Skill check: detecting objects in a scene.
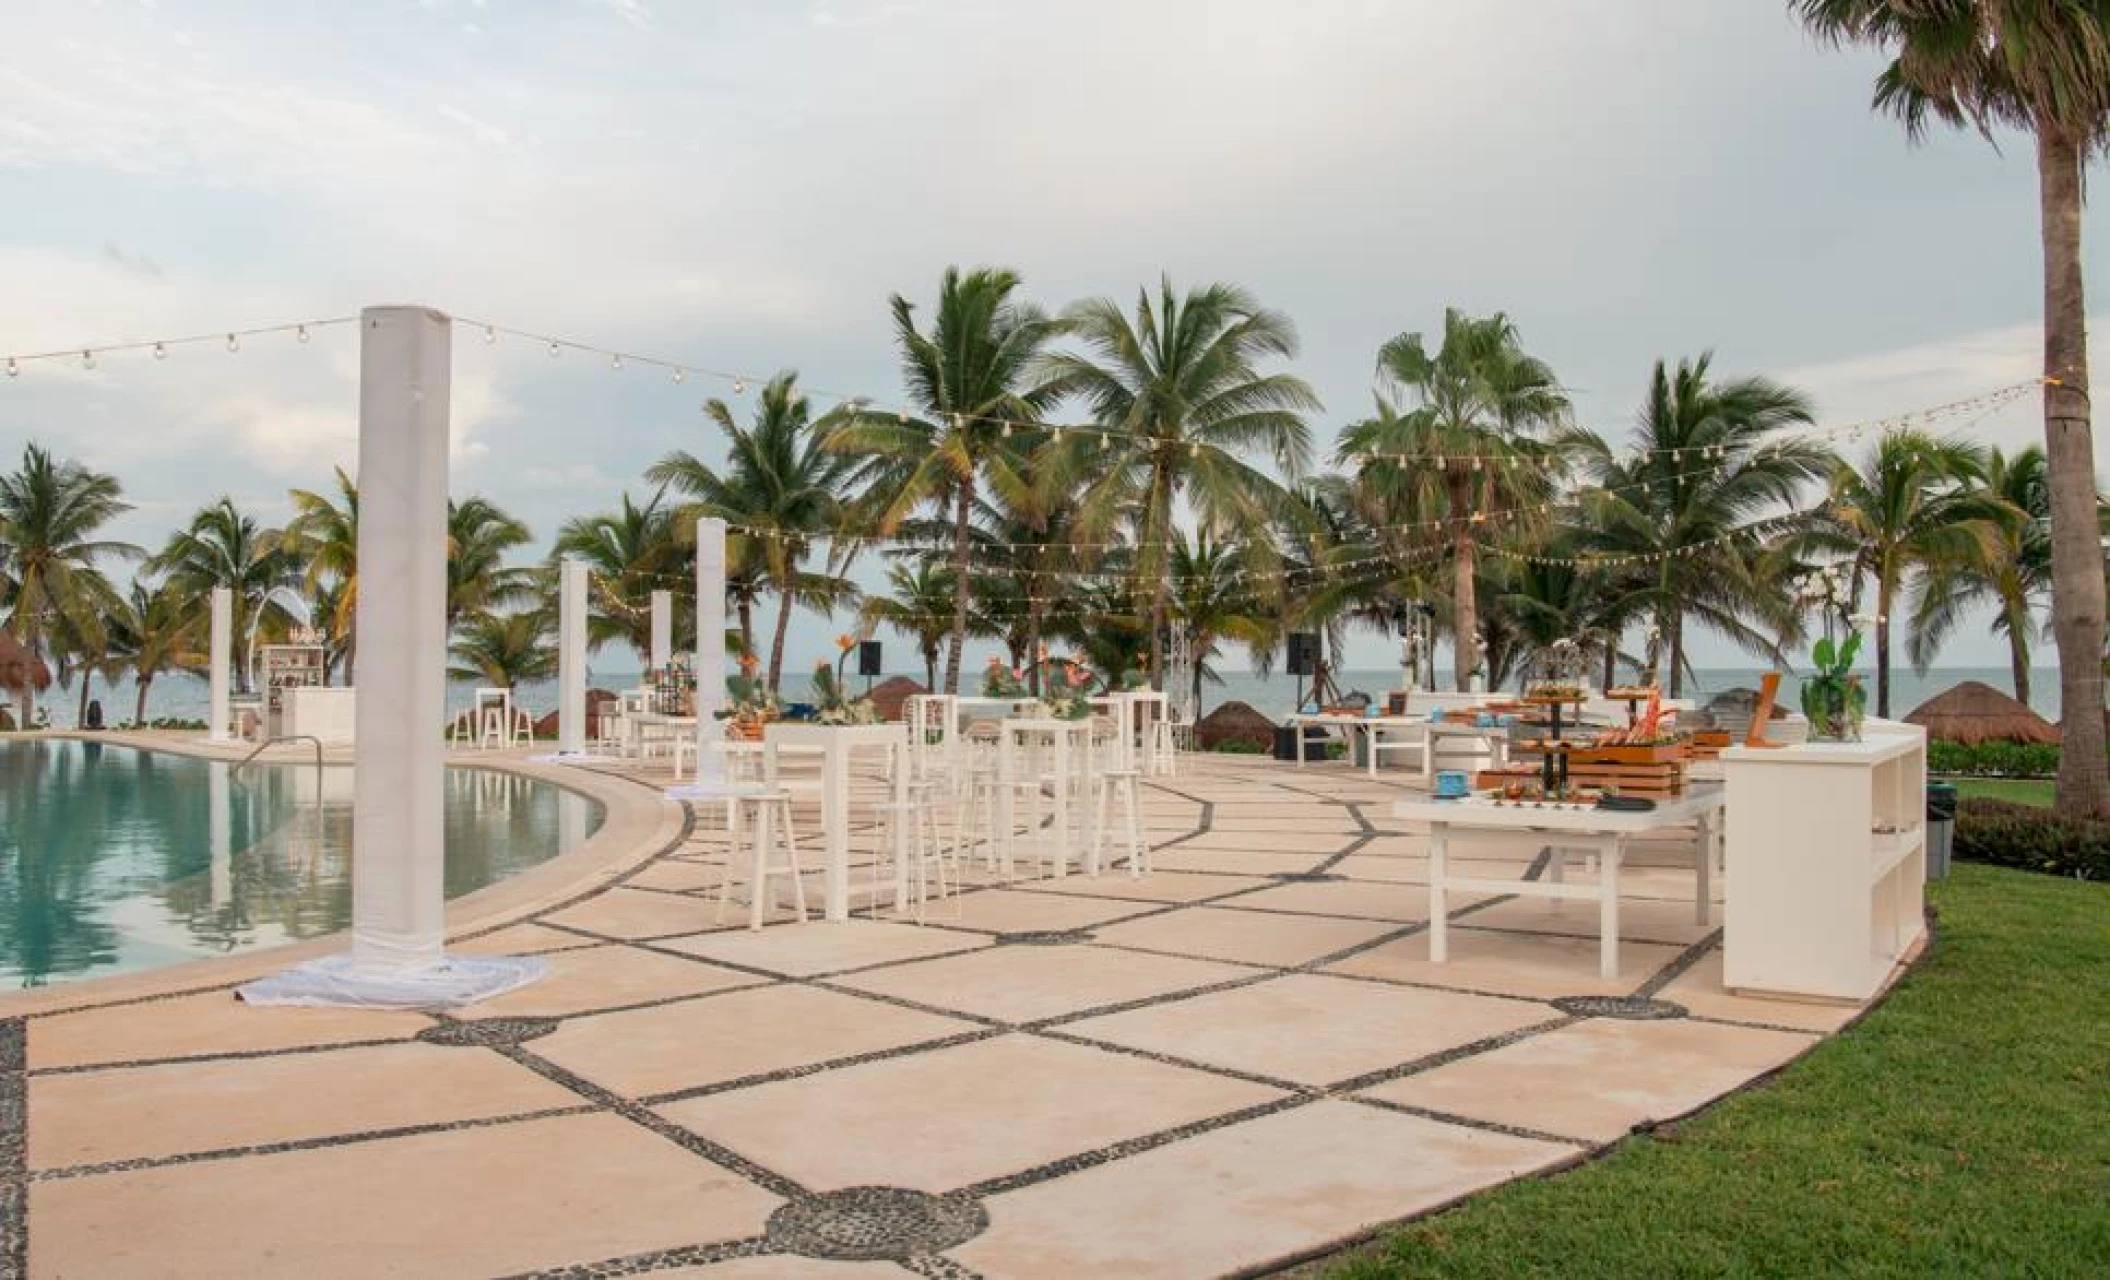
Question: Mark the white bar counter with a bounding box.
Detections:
[1720,722,1927,1002]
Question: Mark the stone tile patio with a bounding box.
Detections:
[0,755,1890,1279]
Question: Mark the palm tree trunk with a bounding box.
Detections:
[944,483,975,694]
[1146,468,1174,693]
[737,599,755,665]
[1667,613,1686,700]
[2006,597,2033,708]
[767,585,795,694]
[135,674,151,727]
[2037,127,2110,817]
[1026,605,1044,697]
[1875,575,1894,719]
[77,671,92,726]
[923,645,937,694]
[1447,473,1478,690]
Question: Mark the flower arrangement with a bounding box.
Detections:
[981,657,1028,699]
[1039,659,1095,721]
[1796,566,1869,742]
[812,634,879,725]
[725,653,779,738]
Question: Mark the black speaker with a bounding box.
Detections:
[857,640,883,677]
[1287,631,1318,676]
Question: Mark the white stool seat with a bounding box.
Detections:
[717,789,807,931]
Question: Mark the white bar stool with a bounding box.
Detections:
[716,789,808,931]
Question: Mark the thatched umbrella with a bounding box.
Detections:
[1194,700,1277,752]
[0,630,51,698]
[1903,680,2059,746]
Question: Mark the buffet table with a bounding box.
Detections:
[1393,786,1723,980]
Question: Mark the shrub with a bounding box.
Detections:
[1210,740,1265,755]
[1927,740,2060,778]
[1954,798,2108,881]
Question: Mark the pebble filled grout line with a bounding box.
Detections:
[1,764,1772,1280]
[1,1020,26,1280]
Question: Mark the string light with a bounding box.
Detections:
[484,326,498,344]
[732,378,746,394]
[610,353,623,370]
[4,358,14,378]
[81,350,95,370]
[152,342,166,360]
[226,334,240,353]
[296,325,310,344]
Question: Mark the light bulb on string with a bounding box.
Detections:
[548,341,561,359]
[4,358,15,378]
[672,367,685,384]
[732,378,746,395]
[610,353,623,370]
[484,326,497,344]
[296,325,310,344]
[226,334,239,353]
[82,350,96,370]
[152,342,167,360]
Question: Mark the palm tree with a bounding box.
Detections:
[1572,356,1831,694]
[861,561,984,691]
[651,372,854,692]
[151,497,297,694]
[1364,309,1572,688]
[1816,431,2001,717]
[285,467,359,677]
[1910,445,2053,704]
[449,608,557,686]
[828,266,1063,693]
[447,496,535,631]
[1166,534,1268,718]
[1794,1,2110,812]
[0,445,136,724]
[549,491,686,665]
[109,578,204,726]
[1040,278,1319,686]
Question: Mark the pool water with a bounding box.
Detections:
[0,740,604,988]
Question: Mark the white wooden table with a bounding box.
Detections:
[1393,785,1724,980]
[763,722,909,921]
[1422,721,1513,785]
[1000,717,1095,878]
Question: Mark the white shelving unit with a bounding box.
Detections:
[1720,721,1928,1002]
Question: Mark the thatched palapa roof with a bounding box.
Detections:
[1194,700,1275,751]
[1903,680,2059,746]
[867,676,926,723]
[0,631,51,696]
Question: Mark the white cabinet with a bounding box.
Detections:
[1720,722,1927,1002]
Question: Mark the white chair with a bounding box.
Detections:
[473,688,511,751]
[871,776,956,922]
[1091,736,1148,878]
[716,788,807,931]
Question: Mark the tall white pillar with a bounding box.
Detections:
[236,304,546,1008]
[650,589,672,672]
[345,305,452,974]
[557,557,588,756]
[691,517,727,789]
[208,587,232,741]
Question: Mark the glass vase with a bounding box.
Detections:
[1802,678,1864,743]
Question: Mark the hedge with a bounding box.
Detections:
[1926,740,2061,778]
[1954,798,2108,882]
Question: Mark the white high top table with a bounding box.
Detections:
[763,722,909,921]
[1393,785,1724,980]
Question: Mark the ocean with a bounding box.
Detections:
[18,664,2071,731]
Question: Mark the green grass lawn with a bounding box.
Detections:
[1319,863,2110,1278]
[1945,777,2055,808]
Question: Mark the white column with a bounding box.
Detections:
[557,557,588,756]
[208,587,232,741]
[348,305,451,975]
[649,590,672,672]
[692,516,727,788]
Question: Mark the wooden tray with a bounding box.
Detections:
[1570,742,1689,765]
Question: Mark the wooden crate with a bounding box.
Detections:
[1566,760,1686,797]
[1688,731,1733,761]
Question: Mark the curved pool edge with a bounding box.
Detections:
[0,731,686,1018]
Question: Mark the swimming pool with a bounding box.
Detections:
[0,740,604,988]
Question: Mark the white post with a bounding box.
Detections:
[348,305,451,975]
[650,590,672,673]
[691,517,727,789]
[558,557,588,756]
[235,304,546,1008]
[208,587,232,741]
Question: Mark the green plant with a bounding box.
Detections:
[1796,566,1867,740]
[1209,739,1266,754]
[1954,798,2107,881]
[980,656,1027,699]
[1928,740,2061,778]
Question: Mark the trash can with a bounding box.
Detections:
[1272,725,1329,762]
[1925,783,1958,879]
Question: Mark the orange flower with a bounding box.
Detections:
[737,653,760,671]
[836,633,855,651]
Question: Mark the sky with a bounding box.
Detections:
[1,0,2103,680]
